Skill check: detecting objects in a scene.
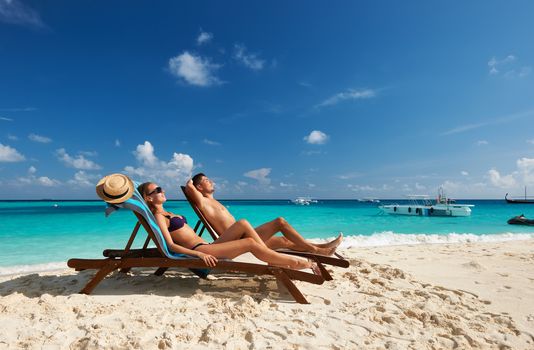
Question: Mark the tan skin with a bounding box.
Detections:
[185,176,342,255]
[141,182,318,271]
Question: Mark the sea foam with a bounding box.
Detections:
[0,262,67,277]
[326,231,534,248]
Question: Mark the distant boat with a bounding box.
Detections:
[357,198,380,203]
[505,187,534,204]
[292,196,317,205]
[379,187,474,217]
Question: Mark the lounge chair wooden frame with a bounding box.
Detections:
[68,211,324,304]
[180,186,349,281]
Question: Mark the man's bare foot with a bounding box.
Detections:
[314,233,343,249]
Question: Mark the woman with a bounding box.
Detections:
[138,182,319,272]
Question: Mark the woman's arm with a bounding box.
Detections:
[154,214,218,266]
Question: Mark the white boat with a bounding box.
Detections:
[358,197,380,203]
[292,196,318,205]
[379,188,474,217]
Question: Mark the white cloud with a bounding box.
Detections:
[304,130,329,145]
[115,139,121,147]
[301,150,326,156]
[197,31,213,45]
[488,55,531,78]
[442,109,534,136]
[7,134,18,140]
[527,139,534,145]
[0,143,25,162]
[0,0,45,28]
[244,167,271,185]
[124,141,194,187]
[477,140,488,146]
[56,148,101,170]
[441,180,461,193]
[203,138,221,146]
[234,44,265,71]
[68,171,100,187]
[79,150,97,157]
[487,157,534,190]
[461,171,469,176]
[337,172,361,180]
[37,176,59,187]
[15,167,60,187]
[518,66,532,78]
[168,51,221,87]
[0,116,13,121]
[415,182,426,190]
[279,182,295,188]
[315,88,376,109]
[0,107,36,112]
[488,169,517,188]
[28,133,52,143]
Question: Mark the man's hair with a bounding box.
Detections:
[192,173,206,187]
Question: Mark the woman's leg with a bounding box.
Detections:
[196,238,313,270]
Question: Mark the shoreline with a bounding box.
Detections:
[1,239,533,348]
[2,232,533,277]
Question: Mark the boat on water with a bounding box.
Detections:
[357,197,380,203]
[505,187,534,204]
[507,214,534,226]
[292,196,318,205]
[379,188,474,217]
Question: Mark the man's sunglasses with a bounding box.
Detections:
[148,187,163,195]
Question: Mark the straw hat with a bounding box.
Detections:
[95,173,135,204]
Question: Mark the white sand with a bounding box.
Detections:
[1,240,533,349]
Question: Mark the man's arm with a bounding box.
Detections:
[185,179,205,207]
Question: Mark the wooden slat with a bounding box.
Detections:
[270,268,309,304]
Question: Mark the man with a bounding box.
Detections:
[185,173,342,255]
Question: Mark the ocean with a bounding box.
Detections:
[1,199,533,275]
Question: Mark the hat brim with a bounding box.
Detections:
[95,175,135,204]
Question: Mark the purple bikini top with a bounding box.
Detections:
[165,215,187,232]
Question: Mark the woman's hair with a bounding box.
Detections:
[137,182,157,213]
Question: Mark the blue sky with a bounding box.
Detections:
[1,1,534,199]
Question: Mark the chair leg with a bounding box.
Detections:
[80,260,121,295]
[315,261,333,281]
[154,267,168,276]
[270,268,309,304]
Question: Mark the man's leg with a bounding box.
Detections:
[255,217,338,254]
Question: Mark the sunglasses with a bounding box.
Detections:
[147,187,163,195]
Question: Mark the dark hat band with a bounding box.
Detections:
[103,188,130,199]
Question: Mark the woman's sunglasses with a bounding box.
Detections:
[148,187,163,195]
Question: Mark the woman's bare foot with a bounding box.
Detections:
[314,233,343,249]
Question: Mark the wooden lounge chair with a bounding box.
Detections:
[180,186,349,281]
[67,188,324,304]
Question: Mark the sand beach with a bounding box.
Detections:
[1,239,533,349]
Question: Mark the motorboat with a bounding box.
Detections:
[379,188,474,217]
[507,215,534,226]
[292,196,318,205]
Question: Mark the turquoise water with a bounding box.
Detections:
[1,200,533,273]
